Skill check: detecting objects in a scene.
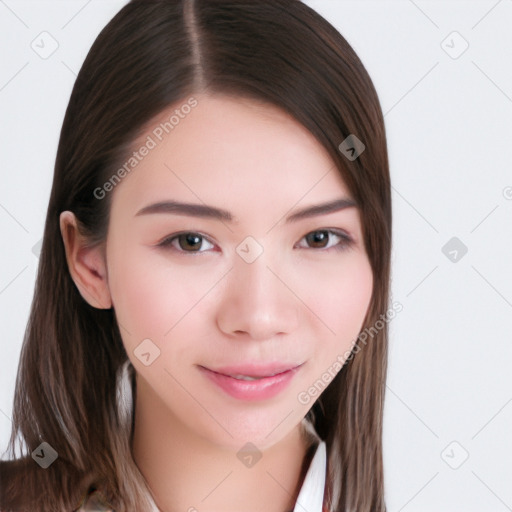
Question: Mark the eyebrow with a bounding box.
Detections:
[135,197,357,223]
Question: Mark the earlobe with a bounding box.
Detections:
[59,211,112,310]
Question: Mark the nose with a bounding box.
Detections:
[215,250,299,341]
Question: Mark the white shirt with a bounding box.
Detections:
[292,437,327,512]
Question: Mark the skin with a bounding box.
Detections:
[60,93,373,512]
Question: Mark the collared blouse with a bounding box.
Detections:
[77,437,328,512]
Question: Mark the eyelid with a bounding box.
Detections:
[156,228,354,254]
[156,231,216,253]
[294,228,354,251]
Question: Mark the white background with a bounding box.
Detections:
[1,1,511,511]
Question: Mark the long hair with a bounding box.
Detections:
[0,1,391,510]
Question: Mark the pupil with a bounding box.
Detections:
[307,230,328,248]
[181,233,202,250]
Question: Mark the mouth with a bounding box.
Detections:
[198,362,304,401]
[205,362,303,379]
[228,374,280,381]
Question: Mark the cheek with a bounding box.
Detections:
[107,248,218,349]
[108,257,171,343]
[307,254,373,356]
[330,262,372,331]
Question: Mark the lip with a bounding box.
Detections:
[208,362,302,378]
[198,362,303,401]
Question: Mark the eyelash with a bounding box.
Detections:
[156,229,354,254]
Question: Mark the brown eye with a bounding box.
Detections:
[305,230,330,248]
[297,229,353,252]
[177,233,203,251]
[158,232,215,252]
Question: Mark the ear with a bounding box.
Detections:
[59,211,112,309]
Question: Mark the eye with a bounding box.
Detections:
[295,229,354,251]
[157,232,215,253]
[156,229,353,254]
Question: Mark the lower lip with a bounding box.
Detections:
[199,365,301,401]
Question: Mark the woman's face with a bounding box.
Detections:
[105,93,373,449]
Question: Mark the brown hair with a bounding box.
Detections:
[0,1,391,510]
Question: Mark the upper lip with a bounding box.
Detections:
[202,362,303,378]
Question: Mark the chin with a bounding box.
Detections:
[196,406,304,451]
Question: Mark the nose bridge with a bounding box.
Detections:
[216,244,299,339]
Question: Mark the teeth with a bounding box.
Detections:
[232,374,266,381]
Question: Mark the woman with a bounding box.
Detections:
[0,1,391,511]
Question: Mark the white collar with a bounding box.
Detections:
[292,438,326,512]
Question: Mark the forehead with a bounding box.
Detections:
[110,94,352,215]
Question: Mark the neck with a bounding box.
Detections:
[131,374,316,512]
